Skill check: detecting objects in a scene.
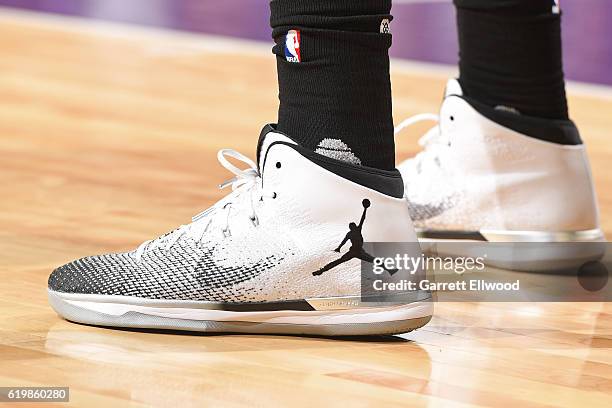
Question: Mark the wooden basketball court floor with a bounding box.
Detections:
[0,10,611,408]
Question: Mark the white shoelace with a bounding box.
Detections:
[394,113,449,172]
[133,149,275,261]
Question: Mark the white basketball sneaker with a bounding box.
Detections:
[396,79,605,270]
[48,125,432,336]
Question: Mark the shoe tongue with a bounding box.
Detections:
[256,124,298,169]
[444,78,463,98]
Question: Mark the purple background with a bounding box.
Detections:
[0,0,610,85]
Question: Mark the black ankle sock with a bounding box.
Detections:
[455,0,569,121]
[270,0,395,170]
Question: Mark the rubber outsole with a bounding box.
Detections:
[48,290,433,336]
[418,228,606,272]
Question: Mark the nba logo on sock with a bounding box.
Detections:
[284,30,301,63]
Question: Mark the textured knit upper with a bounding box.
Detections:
[48,236,287,302]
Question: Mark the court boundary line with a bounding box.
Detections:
[1,6,611,101]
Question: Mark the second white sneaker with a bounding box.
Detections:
[396,79,605,269]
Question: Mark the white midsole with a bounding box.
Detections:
[417,227,605,242]
[418,231,606,271]
[480,228,605,242]
[49,291,433,325]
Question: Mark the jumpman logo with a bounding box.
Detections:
[313,199,397,276]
